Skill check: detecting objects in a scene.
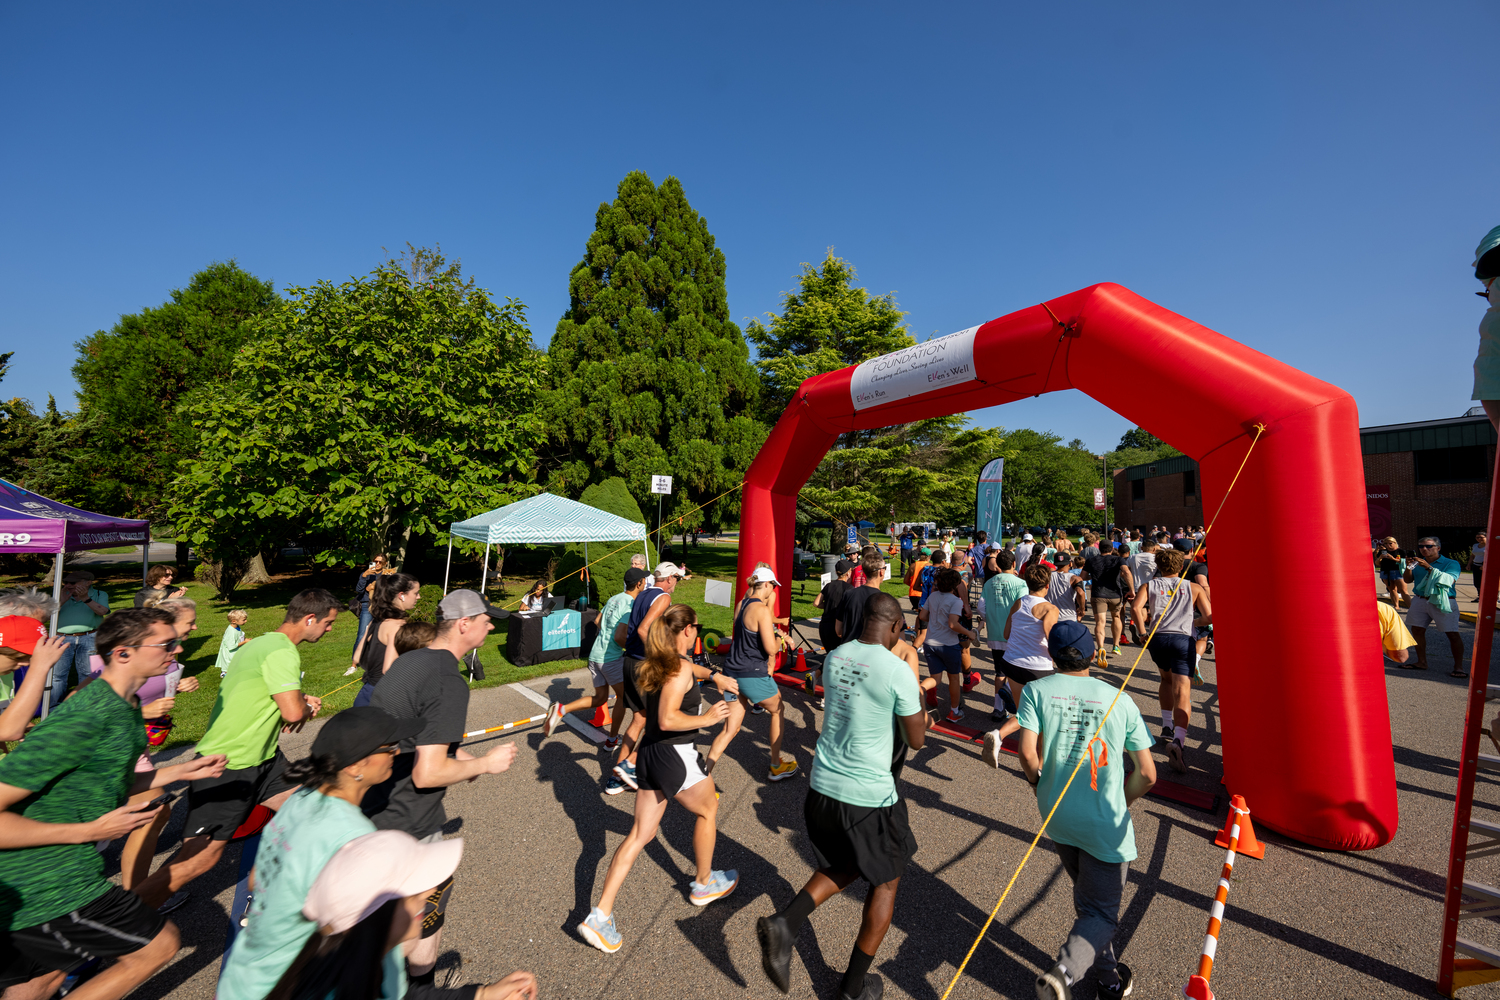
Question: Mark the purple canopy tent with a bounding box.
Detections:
[0,479,151,711]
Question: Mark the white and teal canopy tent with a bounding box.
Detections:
[444,492,650,604]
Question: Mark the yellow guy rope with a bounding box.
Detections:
[938,423,1266,1000]
[320,482,746,699]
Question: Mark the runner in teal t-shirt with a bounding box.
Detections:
[1015,619,1156,1000]
[982,551,1029,720]
[543,569,649,749]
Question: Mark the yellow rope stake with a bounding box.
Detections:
[938,423,1265,1000]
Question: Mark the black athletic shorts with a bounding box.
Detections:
[0,885,165,987]
[804,788,917,887]
[1148,632,1194,677]
[637,741,710,797]
[997,658,1051,687]
[183,747,297,841]
[621,656,646,713]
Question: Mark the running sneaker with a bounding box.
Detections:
[981,729,1003,768]
[840,973,884,1000]
[768,759,799,782]
[989,709,1009,724]
[1110,645,1121,656]
[962,670,980,691]
[1034,963,1072,1000]
[157,891,190,915]
[578,907,622,953]
[602,735,621,753]
[1159,725,1174,744]
[1168,739,1187,774]
[946,707,964,723]
[1098,962,1133,998]
[603,775,626,796]
[342,664,359,676]
[542,702,564,738]
[750,703,768,715]
[613,759,638,790]
[689,869,739,906]
[756,914,794,993]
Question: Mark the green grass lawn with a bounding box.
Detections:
[7,540,924,755]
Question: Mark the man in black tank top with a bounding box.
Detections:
[609,563,682,794]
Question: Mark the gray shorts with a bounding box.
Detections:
[588,657,625,688]
[1407,596,1460,634]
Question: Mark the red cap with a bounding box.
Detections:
[0,616,47,655]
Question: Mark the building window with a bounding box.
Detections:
[1131,479,1145,501]
[1415,445,1489,484]
[1183,470,1196,497]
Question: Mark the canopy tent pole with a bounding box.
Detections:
[43,548,64,719]
[141,532,149,586]
[479,542,490,595]
[443,536,454,595]
[583,540,590,608]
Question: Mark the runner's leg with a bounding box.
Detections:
[675,778,719,885]
[596,790,670,915]
[706,699,747,767]
[764,693,785,767]
[1412,625,1428,668]
[67,922,180,1000]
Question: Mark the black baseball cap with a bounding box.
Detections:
[311,707,425,769]
[624,567,651,587]
[835,559,854,575]
[1047,619,1095,667]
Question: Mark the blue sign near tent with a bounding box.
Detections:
[542,609,581,651]
[847,525,858,545]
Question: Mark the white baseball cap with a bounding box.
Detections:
[748,566,781,586]
[1022,533,1034,541]
[303,831,464,934]
[654,562,687,579]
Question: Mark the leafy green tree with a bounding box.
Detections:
[745,253,912,422]
[169,249,546,594]
[1106,424,1182,471]
[552,477,659,603]
[1000,429,1104,527]
[47,261,279,520]
[540,172,764,535]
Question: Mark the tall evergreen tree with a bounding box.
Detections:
[541,172,762,533]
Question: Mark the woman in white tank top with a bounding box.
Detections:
[1003,565,1058,677]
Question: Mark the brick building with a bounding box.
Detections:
[1111,410,1496,554]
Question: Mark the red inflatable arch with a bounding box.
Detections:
[736,282,1396,851]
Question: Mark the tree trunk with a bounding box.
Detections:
[493,546,506,597]
[241,552,273,586]
[391,523,414,572]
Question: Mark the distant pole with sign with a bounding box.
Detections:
[1094,455,1108,538]
[651,475,673,556]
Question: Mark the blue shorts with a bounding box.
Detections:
[924,642,965,675]
[1379,570,1402,582]
[1148,632,1194,676]
[734,673,780,705]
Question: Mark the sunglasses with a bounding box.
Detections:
[121,640,185,652]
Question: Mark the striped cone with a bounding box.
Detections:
[1185,796,1253,1000]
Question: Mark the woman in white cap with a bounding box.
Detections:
[705,565,797,782]
[578,604,739,954]
[267,830,536,1000]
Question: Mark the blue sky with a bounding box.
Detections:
[3,2,1495,453]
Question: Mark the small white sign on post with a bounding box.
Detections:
[651,475,674,495]
[703,578,732,607]
[820,572,832,587]
[883,563,894,582]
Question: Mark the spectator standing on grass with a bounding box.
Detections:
[137,590,338,908]
[363,589,519,989]
[1403,536,1467,677]
[215,608,249,678]
[1472,531,1487,595]
[1020,621,1156,1000]
[0,607,227,1000]
[350,573,421,708]
[133,565,186,609]
[346,554,393,675]
[49,570,109,710]
[216,706,419,1000]
[899,528,916,576]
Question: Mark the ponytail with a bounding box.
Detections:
[635,604,697,694]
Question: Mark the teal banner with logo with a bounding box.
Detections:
[976,457,1004,542]
[542,609,581,651]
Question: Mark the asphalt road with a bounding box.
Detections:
[122,606,1500,1000]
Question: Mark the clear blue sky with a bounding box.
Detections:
[3,2,1495,454]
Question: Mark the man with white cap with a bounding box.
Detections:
[285,830,537,1000]
[364,588,517,988]
[1015,532,1036,567]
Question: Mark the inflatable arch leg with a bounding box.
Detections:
[736,282,1396,851]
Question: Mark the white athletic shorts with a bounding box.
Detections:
[987,640,1006,652]
[1407,596,1460,634]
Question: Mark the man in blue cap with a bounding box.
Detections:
[1014,619,1156,1000]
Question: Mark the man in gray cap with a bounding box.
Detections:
[364,588,515,988]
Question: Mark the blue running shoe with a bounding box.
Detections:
[604,775,626,796]
[689,869,739,906]
[613,760,638,790]
[578,907,622,953]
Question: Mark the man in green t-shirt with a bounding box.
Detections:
[757,592,927,1000]
[1017,619,1156,1000]
[47,570,111,711]
[983,549,1029,722]
[137,589,340,908]
[0,607,226,1000]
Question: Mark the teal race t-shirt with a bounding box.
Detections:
[590,591,634,664]
[1017,672,1153,863]
[810,640,921,808]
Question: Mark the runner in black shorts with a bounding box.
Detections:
[757,593,928,1000]
[1131,547,1212,773]
[612,563,682,792]
[579,605,739,954]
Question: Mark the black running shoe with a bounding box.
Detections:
[756,914,794,994]
[1099,963,1133,998]
[841,972,884,1000]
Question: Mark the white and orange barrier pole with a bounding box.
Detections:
[463,714,546,740]
[1185,795,1261,999]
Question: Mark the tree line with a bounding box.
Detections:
[0,171,1178,592]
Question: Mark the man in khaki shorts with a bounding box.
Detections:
[1084,539,1130,658]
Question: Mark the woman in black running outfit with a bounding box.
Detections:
[578,604,741,954]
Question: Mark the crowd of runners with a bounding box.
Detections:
[0,517,1433,1000]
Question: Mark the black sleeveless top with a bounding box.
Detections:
[361,615,401,688]
[640,657,702,748]
[724,597,770,678]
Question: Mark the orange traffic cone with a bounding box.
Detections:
[591,702,611,728]
[1214,794,1265,859]
[795,648,808,672]
[693,635,704,657]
